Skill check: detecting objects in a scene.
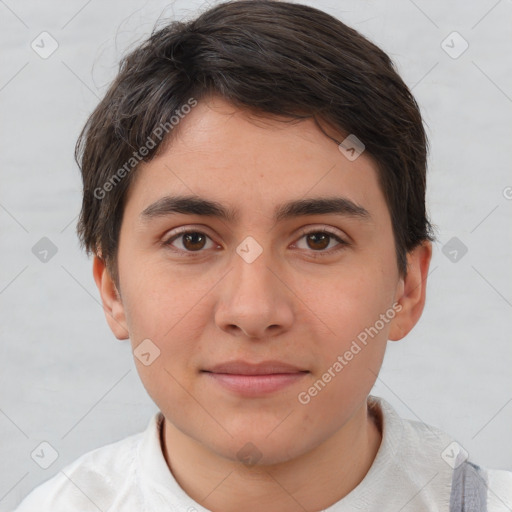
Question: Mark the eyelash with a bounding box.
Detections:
[162,227,349,258]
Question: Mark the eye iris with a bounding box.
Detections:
[183,232,206,251]
[307,232,330,250]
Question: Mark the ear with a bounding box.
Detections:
[92,255,129,340]
[388,241,432,341]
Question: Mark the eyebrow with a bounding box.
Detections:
[139,194,371,224]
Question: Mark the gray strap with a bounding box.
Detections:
[450,459,488,512]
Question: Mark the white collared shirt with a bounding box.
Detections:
[13,395,512,511]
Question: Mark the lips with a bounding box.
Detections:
[204,360,307,375]
[202,360,309,395]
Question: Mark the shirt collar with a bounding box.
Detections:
[135,394,453,511]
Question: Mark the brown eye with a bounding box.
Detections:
[182,232,207,251]
[164,231,215,252]
[306,232,330,251]
[294,229,348,256]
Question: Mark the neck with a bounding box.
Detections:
[161,400,382,512]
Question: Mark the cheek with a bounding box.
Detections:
[296,276,390,420]
[121,268,215,401]
[304,264,395,342]
[298,266,394,406]
[121,260,208,339]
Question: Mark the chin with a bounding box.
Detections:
[209,431,311,467]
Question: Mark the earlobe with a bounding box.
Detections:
[388,241,432,341]
[92,256,130,340]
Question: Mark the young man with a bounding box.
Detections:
[15,1,512,510]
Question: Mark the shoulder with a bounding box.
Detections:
[450,462,512,511]
[402,413,512,510]
[367,395,512,511]
[13,427,145,512]
[482,466,512,511]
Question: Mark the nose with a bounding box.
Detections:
[214,247,294,339]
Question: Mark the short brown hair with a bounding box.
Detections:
[76,0,434,285]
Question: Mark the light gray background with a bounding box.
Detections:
[1,0,511,509]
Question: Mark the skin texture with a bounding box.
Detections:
[94,95,432,512]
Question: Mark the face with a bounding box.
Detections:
[95,95,430,465]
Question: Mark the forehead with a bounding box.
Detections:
[123,96,387,225]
